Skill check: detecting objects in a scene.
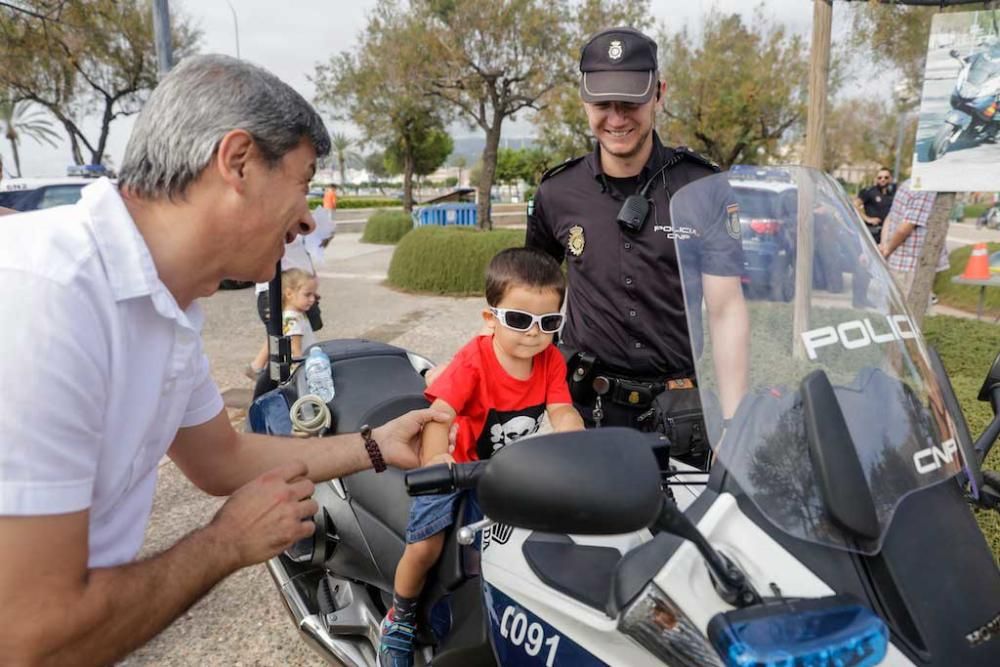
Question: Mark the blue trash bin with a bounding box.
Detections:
[412,202,478,227]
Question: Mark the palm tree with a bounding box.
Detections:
[329,132,360,188]
[0,97,60,178]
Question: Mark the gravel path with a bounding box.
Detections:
[125,234,483,666]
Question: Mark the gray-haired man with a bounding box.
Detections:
[0,55,448,664]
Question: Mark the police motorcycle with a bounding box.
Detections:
[927,43,1000,161]
[250,166,1000,666]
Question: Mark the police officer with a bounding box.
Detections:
[854,168,896,244]
[526,27,749,452]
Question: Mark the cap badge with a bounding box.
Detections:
[568,225,585,256]
[608,40,623,61]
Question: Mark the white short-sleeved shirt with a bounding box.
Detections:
[281,309,317,350]
[0,178,224,567]
[254,208,333,294]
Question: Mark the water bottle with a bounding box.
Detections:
[304,347,336,403]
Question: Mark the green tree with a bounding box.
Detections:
[384,122,453,178]
[533,0,652,162]
[0,95,60,177]
[0,0,200,165]
[314,0,449,212]
[823,97,916,179]
[329,132,361,187]
[848,1,946,103]
[414,0,572,228]
[658,8,807,169]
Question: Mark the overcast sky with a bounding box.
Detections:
[6,0,849,178]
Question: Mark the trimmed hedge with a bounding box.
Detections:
[934,242,1000,319]
[308,197,404,211]
[340,197,404,209]
[362,210,414,244]
[387,226,524,294]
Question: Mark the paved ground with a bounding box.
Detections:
[128,235,484,666]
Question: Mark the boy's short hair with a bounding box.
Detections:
[485,247,565,307]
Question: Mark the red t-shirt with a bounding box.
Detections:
[425,335,572,462]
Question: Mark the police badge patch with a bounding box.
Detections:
[568,225,585,256]
[725,203,741,240]
[608,40,623,61]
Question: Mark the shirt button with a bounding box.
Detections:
[624,242,632,250]
[625,277,633,285]
[629,309,637,317]
[634,342,643,349]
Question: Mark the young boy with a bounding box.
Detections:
[378,247,584,666]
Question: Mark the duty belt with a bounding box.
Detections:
[593,373,695,408]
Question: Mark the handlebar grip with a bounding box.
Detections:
[405,464,455,496]
[404,462,488,496]
[452,461,487,490]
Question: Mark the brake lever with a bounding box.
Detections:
[457,518,494,545]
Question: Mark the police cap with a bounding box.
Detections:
[579,27,658,104]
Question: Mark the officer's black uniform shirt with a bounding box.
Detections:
[858,183,896,222]
[526,132,742,379]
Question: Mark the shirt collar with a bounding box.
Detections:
[81,178,196,327]
[586,131,673,187]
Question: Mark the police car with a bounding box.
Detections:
[0,177,92,212]
[729,170,798,301]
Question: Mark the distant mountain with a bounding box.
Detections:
[449,135,538,166]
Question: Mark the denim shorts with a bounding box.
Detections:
[405,490,482,544]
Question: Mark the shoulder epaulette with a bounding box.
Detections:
[539,155,586,184]
[673,146,721,173]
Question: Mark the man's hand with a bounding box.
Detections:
[208,460,318,568]
[373,407,453,469]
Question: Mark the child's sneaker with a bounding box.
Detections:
[378,608,416,667]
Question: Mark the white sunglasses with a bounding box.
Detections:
[490,307,564,334]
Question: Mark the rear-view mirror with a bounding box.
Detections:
[477,428,661,535]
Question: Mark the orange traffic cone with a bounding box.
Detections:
[961,243,991,280]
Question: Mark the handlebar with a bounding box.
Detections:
[405,461,488,496]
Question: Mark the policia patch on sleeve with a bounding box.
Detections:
[726,203,741,239]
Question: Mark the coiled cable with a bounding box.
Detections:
[289,394,332,437]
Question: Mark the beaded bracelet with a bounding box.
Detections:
[359,424,386,473]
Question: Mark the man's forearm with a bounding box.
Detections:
[709,303,750,419]
[883,222,915,257]
[22,526,238,666]
[221,431,371,493]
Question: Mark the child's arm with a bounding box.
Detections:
[421,398,457,467]
[547,403,584,432]
[289,335,303,359]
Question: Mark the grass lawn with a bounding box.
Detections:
[934,242,1000,319]
[924,315,1000,559]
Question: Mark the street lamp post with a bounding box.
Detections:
[225,0,241,59]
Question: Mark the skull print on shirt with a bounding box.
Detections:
[476,404,545,460]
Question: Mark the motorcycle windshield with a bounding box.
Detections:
[967,53,1000,85]
[670,167,967,554]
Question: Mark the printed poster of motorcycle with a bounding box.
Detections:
[911,11,1000,192]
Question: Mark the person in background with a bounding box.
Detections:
[880,179,948,301]
[246,209,333,379]
[277,268,319,359]
[855,168,896,244]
